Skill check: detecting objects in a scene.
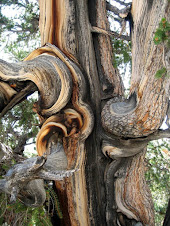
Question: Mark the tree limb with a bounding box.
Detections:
[0,141,78,207]
[13,132,35,154]
[5,123,20,139]
[91,26,130,41]
[0,82,37,119]
[25,0,29,4]
[106,2,120,16]
[6,111,20,121]
[135,129,170,142]
[0,142,13,161]
[163,199,170,226]
[111,0,131,7]
[113,17,123,23]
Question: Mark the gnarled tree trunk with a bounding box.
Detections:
[0,0,169,225]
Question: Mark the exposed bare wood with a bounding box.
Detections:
[115,150,154,225]
[0,54,73,117]
[0,0,169,225]
[0,35,95,223]
[39,0,77,60]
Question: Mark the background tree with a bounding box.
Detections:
[146,139,170,225]
[0,0,169,226]
[0,0,40,61]
[0,0,40,157]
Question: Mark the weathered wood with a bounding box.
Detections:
[0,54,72,116]
[101,0,170,137]
[89,0,124,98]
[0,0,169,225]
[130,0,170,134]
[38,1,100,224]
[115,149,154,225]
[0,143,77,207]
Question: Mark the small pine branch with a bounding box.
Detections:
[155,67,167,78]
[45,184,63,219]
[153,18,170,45]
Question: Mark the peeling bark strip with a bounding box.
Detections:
[39,0,77,60]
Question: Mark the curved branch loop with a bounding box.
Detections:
[0,54,72,116]
[26,44,94,141]
[102,88,169,137]
[0,43,94,209]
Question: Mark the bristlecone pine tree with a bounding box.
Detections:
[0,0,169,225]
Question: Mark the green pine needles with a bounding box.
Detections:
[153,18,170,45]
[45,184,63,220]
[0,193,52,226]
[153,18,170,79]
[155,67,167,79]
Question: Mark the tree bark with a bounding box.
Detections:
[0,0,169,225]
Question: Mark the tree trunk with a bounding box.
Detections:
[0,0,169,225]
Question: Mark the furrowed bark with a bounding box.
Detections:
[115,150,154,226]
[38,1,97,224]
[0,0,169,225]
[89,0,124,99]
[101,0,170,138]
